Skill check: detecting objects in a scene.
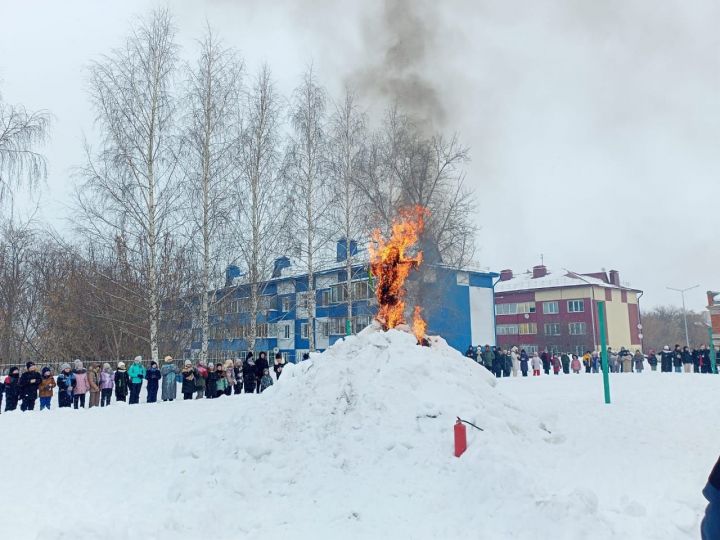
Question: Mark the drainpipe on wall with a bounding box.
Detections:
[492,275,502,347]
[637,291,644,351]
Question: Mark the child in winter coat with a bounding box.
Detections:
[273,353,285,380]
[4,366,20,411]
[56,363,75,408]
[260,368,273,393]
[99,363,114,406]
[181,361,196,400]
[531,352,542,376]
[88,363,101,408]
[571,355,581,374]
[145,361,161,403]
[206,362,217,399]
[552,355,562,375]
[243,353,256,394]
[72,360,90,409]
[128,356,146,404]
[255,352,269,393]
[160,356,178,402]
[519,349,529,377]
[233,360,244,394]
[223,360,235,397]
[215,363,228,398]
[114,362,130,402]
[194,362,207,399]
[38,367,56,410]
[19,362,42,411]
[634,350,644,373]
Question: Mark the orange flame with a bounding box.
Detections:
[369,205,429,343]
[412,306,427,344]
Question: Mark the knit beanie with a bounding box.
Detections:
[133,355,142,363]
[26,361,35,370]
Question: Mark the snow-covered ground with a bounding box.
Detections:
[1,327,716,540]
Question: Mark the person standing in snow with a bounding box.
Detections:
[551,354,562,375]
[570,354,581,374]
[233,359,244,393]
[100,363,114,406]
[492,347,504,378]
[181,360,196,400]
[259,368,273,392]
[114,362,130,402]
[582,351,592,373]
[481,345,495,374]
[465,345,476,361]
[560,352,570,374]
[206,362,217,399]
[647,349,658,371]
[633,350,644,373]
[272,353,285,381]
[223,359,235,396]
[72,360,90,409]
[540,351,552,375]
[510,346,520,377]
[608,348,619,373]
[531,352,542,376]
[195,361,207,399]
[591,351,600,373]
[255,351,269,393]
[4,366,20,411]
[145,360,161,403]
[519,349,529,377]
[681,346,693,373]
[38,367,56,410]
[620,348,633,373]
[57,363,75,408]
[243,352,256,394]
[128,356,146,404]
[87,363,101,408]
[671,344,683,373]
[660,346,673,372]
[160,356,178,402]
[19,362,42,411]
[215,363,228,398]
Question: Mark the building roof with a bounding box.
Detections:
[495,270,640,294]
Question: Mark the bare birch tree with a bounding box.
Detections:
[182,29,243,363]
[77,8,180,363]
[285,67,331,351]
[234,65,284,352]
[328,90,368,329]
[0,92,50,203]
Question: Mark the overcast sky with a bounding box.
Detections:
[1,0,718,311]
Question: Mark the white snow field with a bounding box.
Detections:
[2,326,717,540]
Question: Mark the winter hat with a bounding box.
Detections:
[41,367,51,376]
[133,355,142,363]
[164,355,173,363]
[60,362,71,371]
[663,345,670,352]
[184,360,192,367]
[117,361,126,369]
[150,361,158,367]
[103,363,111,372]
[74,359,84,370]
[208,362,215,369]
[8,366,19,376]
[26,361,35,370]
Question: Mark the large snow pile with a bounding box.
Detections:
[2,325,714,539]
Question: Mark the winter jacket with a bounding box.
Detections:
[660,350,673,371]
[531,355,542,370]
[225,366,236,387]
[682,349,693,365]
[145,367,161,390]
[100,370,114,390]
[242,362,256,388]
[194,366,207,390]
[39,375,56,398]
[260,374,273,392]
[672,348,683,368]
[216,372,228,393]
[255,356,269,379]
[160,364,178,400]
[560,354,570,369]
[114,370,130,397]
[570,357,581,372]
[511,350,520,371]
[4,372,20,405]
[57,372,76,396]
[647,353,658,367]
[633,352,644,370]
[128,363,146,384]
[88,368,100,393]
[181,367,196,394]
[73,369,90,395]
[481,349,495,369]
[19,371,42,399]
[540,351,549,370]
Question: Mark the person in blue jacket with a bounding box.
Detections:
[145,360,161,403]
[702,456,720,539]
[56,363,75,408]
[128,356,146,404]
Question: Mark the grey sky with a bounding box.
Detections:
[1,0,718,311]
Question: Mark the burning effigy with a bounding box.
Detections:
[369,206,429,344]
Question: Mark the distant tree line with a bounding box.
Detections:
[641,306,709,351]
[0,8,477,365]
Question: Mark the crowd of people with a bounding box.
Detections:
[465,344,717,377]
[0,350,299,413]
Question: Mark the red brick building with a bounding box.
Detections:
[707,291,720,348]
[494,266,642,355]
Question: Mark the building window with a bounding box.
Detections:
[330,284,348,304]
[280,324,291,340]
[548,345,561,355]
[301,323,309,339]
[544,323,561,336]
[518,302,536,314]
[496,324,519,335]
[574,346,586,356]
[543,301,559,314]
[520,344,538,354]
[568,322,587,335]
[318,290,330,307]
[518,323,537,335]
[568,300,585,313]
[496,302,535,315]
[282,297,291,312]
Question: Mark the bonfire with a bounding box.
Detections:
[369,206,429,344]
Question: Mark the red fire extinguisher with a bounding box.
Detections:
[454,419,467,457]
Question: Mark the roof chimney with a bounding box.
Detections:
[532,265,547,279]
[499,269,513,281]
[609,269,620,286]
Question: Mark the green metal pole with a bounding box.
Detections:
[709,326,717,374]
[597,301,611,404]
[345,318,352,336]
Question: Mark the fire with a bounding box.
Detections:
[369,205,429,343]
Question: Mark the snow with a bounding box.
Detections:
[2,325,716,539]
[495,270,636,293]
